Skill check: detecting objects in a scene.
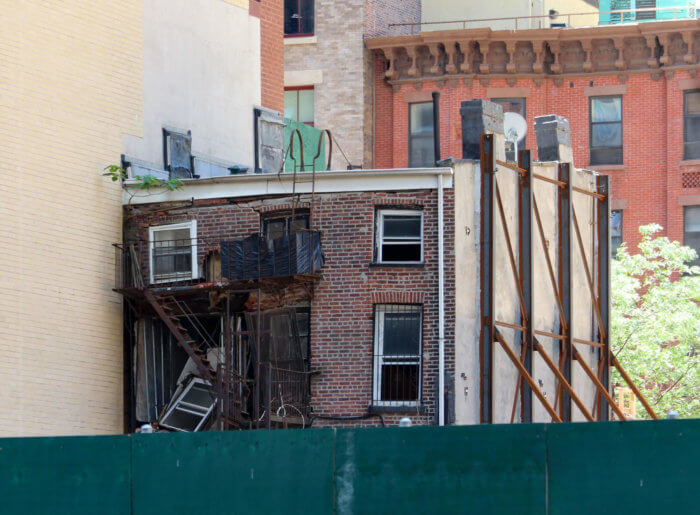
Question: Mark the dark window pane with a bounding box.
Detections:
[383,215,421,238]
[266,220,286,240]
[381,364,419,401]
[591,96,621,122]
[611,210,623,258]
[284,0,298,34]
[684,142,700,160]
[590,146,623,165]
[291,216,309,231]
[683,116,700,144]
[381,244,421,262]
[409,102,434,168]
[591,123,622,147]
[383,312,420,355]
[299,0,314,35]
[684,206,700,268]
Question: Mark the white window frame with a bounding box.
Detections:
[148,221,198,284]
[376,209,424,264]
[372,304,422,407]
[159,377,215,432]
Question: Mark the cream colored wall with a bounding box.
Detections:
[123,0,261,168]
[0,1,143,435]
[421,0,598,31]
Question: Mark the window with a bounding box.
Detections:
[590,96,623,165]
[262,211,309,241]
[373,305,422,406]
[163,128,192,178]
[284,0,314,36]
[611,210,623,258]
[375,209,423,264]
[684,206,700,269]
[409,102,435,168]
[491,97,526,162]
[636,0,656,21]
[159,377,216,432]
[284,87,314,126]
[684,90,700,160]
[149,221,197,284]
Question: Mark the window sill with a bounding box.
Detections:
[588,164,625,171]
[369,262,425,269]
[368,404,426,414]
[679,158,700,167]
[284,35,317,45]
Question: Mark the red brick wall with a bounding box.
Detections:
[255,0,284,113]
[126,187,456,427]
[373,63,700,251]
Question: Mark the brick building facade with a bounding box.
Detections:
[367,19,700,255]
[283,0,420,168]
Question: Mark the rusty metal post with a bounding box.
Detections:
[479,134,495,424]
[558,163,572,421]
[223,293,232,429]
[596,175,611,421]
[518,150,533,423]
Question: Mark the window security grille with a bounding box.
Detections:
[376,209,423,264]
[372,304,422,406]
[149,222,197,284]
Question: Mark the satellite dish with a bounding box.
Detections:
[504,112,527,143]
[503,112,527,160]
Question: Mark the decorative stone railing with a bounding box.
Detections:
[366,19,700,86]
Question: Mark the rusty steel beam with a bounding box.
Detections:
[143,289,213,382]
[494,330,562,423]
[612,356,659,419]
[572,185,605,201]
[496,159,527,176]
[573,347,626,420]
[558,163,573,422]
[534,339,594,421]
[480,134,495,424]
[518,149,533,423]
[596,175,612,420]
[532,173,566,188]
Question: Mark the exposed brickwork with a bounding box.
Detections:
[259,0,284,112]
[126,186,456,427]
[372,64,700,250]
[364,0,421,37]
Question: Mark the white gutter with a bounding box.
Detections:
[438,173,445,426]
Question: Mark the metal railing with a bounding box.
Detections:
[389,6,697,33]
[114,231,323,290]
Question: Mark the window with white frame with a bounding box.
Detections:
[149,221,197,284]
[376,209,423,264]
[373,304,422,405]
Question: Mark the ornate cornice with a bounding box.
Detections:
[366,19,700,83]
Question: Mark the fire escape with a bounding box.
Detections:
[114,228,323,432]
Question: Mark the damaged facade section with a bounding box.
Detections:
[115,101,650,432]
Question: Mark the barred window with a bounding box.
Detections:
[149,221,197,284]
[372,304,422,405]
[376,209,423,264]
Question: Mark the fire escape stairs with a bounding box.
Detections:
[143,289,214,382]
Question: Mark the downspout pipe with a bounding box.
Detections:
[432,92,441,165]
[438,173,445,426]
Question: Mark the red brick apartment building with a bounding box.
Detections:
[366,19,700,260]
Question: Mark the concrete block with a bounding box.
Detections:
[534,115,571,161]
[460,99,504,159]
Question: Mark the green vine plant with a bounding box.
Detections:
[103,165,184,206]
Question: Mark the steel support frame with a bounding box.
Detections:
[557,163,573,422]
[479,134,494,424]
[518,150,533,423]
[596,175,611,421]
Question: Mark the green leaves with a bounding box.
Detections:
[102,165,184,192]
[612,224,699,419]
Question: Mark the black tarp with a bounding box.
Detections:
[220,231,323,280]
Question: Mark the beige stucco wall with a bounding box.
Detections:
[421,0,599,31]
[0,1,144,436]
[123,0,261,168]
[453,141,600,425]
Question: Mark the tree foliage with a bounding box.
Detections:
[612,224,699,419]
